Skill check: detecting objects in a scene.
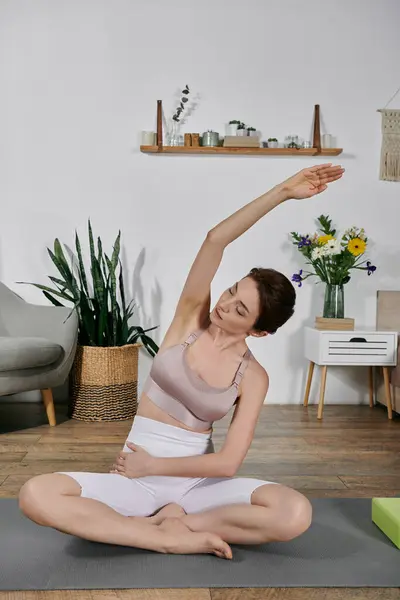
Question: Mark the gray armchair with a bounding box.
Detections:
[0,282,78,426]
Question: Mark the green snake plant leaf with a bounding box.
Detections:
[78,293,96,346]
[130,325,158,336]
[120,311,128,345]
[129,332,158,357]
[75,230,90,299]
[63,305,78,323]
[88,227,105,307]
[47,248,78,301]
[97,236,103,262]
[42,291,64,307]
[118,259,127,315]
[121,298,136,343]
[54,239,80,299]
[88,221,105,304]
[48,276,69,290]
[101,257,109,286]
[105,253,118,346]
[88,220,96,266]
[123,299,135,322]
[106,305,119,345]
[17,282,75,303]
[115,306,125,345]
[142,335,159,357]
[76,267,93,313]
[143,325,158,334]
[128,325,159,355]
[121,300,135,344]
[97,273,111,346]
[91,255,106,305]
[111,231,121,272]
[110,233,121,315]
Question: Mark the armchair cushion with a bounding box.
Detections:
[0,336,63,373]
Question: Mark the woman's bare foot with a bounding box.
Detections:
[148,503,186,525]
[160,517,232,559]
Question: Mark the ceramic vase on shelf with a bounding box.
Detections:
[323,283,344,319]
[226,123,238,136]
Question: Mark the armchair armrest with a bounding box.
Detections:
[1,285,78,355]
[0,283,79,403]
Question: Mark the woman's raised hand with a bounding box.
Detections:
[282,164,345,200]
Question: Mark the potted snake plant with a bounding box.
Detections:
[23,221,159,422]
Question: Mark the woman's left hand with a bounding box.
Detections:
[283,163,345,200]
[110,442,155,478]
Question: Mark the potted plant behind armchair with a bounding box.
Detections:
[23,220,159,422]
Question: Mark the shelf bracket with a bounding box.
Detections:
[313,104,322,154]
[156,99,163,152]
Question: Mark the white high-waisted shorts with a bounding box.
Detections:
[57,415,277,517]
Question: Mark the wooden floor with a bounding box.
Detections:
[1,401,399,600]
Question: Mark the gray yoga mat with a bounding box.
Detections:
[0,497,399,590]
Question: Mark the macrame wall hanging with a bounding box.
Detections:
[378,85,400,182]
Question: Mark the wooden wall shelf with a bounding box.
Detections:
[141,101,343,158]
[140,145,343,156]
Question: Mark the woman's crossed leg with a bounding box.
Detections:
[179,476,313,545]
[18,472,231,559]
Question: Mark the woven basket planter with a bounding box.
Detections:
[69,344,140,421]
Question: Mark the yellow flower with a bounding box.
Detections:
[318,234,333,245]
[347,237,366,256]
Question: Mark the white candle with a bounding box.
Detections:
[322,134,333,148]
[141,131,156,146]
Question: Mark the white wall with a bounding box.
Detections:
[1,0,400,406]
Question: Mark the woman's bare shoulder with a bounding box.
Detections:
[242,352,269,390]
[234,353,269,407]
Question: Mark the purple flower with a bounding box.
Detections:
[366,261,376,276]
[291,269,303,287]
[298,236,311,248]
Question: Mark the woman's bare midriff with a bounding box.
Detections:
[136,392,213,434]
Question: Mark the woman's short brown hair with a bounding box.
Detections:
[246,267,296,334]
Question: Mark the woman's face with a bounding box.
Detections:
[210,276,264,336]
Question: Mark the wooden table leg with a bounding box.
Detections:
[369,366,374,408]
[303,361,315,407]
[382,367,393,420]
[317,365,328,420]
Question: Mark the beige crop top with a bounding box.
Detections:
[142,329,252,429]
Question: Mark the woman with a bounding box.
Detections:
[19,163,344,559]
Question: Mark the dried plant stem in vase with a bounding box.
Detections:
[166,85,190,146]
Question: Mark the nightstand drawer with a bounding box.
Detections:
[320,332,396,365]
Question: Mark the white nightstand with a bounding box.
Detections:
[303,327,398,420]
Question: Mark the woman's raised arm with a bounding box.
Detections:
[170,164,344,331]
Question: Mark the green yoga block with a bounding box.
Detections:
[372,498,400,549]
